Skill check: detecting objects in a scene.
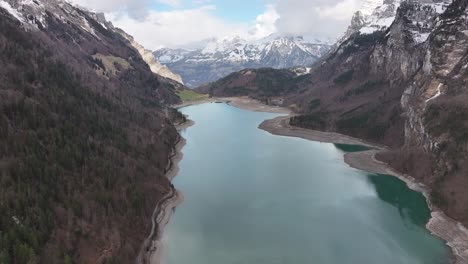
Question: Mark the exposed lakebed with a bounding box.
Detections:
[162,103,449,264]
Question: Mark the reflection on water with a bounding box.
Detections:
[333,143,371,153]
[162,103,449,264]
[367,174,430,227]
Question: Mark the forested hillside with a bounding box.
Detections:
[0,2,183,263]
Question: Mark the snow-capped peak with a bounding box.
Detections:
[359,0,384,16]
[0,0,96,32]
[403,0,452,44]
[355,0,452,41]
[0,0,25,22]
[153,34,333,87]
[190,34,332,63]
[359,0,402,34]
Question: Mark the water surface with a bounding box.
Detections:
[162,103,448,264]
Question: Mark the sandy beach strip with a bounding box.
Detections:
[173,96,291,114]
[259,116,381,149]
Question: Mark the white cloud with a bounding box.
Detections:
[274,0,362,40]
[69,0,368,49]
[108,6,249,50]
[157,0,182,7]
[69,0,151,18]
[317,0,362,21]
[249,4,279,39]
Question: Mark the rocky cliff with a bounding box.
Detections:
[382,0,468,222]
[117,29,184,84]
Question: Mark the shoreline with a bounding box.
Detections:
[258,116,382,149]
[137,98,288,264]
[173,96,291,114]
[253,102,468,264]
[145,97,468,264]
[137,120,195,264]
[343,150,468,264]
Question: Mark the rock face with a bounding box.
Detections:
[359,0,402,34]
[393,0,468,222]
[118,29,184,84]
[202,0,468,227]
[154,35,332,87]
[0,0,185,263]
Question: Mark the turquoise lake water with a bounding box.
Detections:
[162,103,449,264]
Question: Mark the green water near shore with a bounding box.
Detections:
[162,103,449,264]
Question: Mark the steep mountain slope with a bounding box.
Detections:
[286,0,451,145]
[0,0,185,263]
[154,35,332,87]
[200,0,468,227]
[382,0,468,222]
[117,29,184,84]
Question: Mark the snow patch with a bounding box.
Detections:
[359,0,384,16]
[12,216,21,225]
[99,22,107,30]
[412,32,430,44]
[426,83,443,103]
[360,16,395,34]
[0,0,25,22]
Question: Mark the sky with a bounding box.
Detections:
[70,0,367,50]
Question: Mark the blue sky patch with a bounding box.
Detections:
[151,0,268,23]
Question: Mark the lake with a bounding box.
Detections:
[162,103,449,264]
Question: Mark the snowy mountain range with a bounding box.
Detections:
[154,35,333,87]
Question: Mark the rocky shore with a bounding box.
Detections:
[344,150,468,264]
[258,109,468,264]
[137,120,194,264]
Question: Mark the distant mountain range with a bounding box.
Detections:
[154,35,333,87]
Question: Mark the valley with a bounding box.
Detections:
[1,0,468,263]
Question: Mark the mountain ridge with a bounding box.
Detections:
[154,34,333,87]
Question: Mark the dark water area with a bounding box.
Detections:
[333,144,372,153]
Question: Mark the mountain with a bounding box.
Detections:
[117,29,184,84]
[199,0,468,232]
[0,0,187,263]
[154,35,333,87]
[340,0,400,41]
[358,0,402,34]
[197,68,298,98]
